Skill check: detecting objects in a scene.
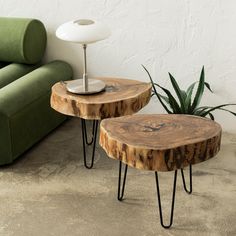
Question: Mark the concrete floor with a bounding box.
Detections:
[0,118,235,236]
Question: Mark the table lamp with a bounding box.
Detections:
[56,19,111,94]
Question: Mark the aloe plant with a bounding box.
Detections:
[142,65,236,120]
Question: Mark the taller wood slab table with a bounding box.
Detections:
[99,114,222,228]
[50,77,151,169]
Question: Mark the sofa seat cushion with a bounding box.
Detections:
[0,60,72,117]
[0,63,38,89]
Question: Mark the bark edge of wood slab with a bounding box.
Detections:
[50,77,152,120]
[99,114,222,171]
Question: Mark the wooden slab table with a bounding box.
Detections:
[99,114,222,228]
[50,77,151,169]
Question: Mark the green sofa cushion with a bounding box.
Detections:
[0,17,46,64]
[0,63,38,89]
[0,60,73,164]
[0,60,72,117]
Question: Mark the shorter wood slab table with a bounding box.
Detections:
[100,114,222,228]
[50,77,151,169]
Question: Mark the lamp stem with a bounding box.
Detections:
[83,44,88,91]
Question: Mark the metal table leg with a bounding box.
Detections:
[81,119,99,169]
[117,161,128,201]
[181,164,192,194]
[155,170,178,229]
[116,162,191,229]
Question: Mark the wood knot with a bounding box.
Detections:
[141,123,165,132]
[105,85,119,93]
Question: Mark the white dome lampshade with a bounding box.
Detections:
[56,19,111,95]
[56,19,111,44]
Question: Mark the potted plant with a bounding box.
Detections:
[142,65,236,120]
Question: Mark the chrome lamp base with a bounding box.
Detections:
[66,78,106,95]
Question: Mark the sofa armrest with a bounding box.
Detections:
[0,60,73,117]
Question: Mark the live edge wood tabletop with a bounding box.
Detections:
[50,77,152,120]
[99,114,222,172]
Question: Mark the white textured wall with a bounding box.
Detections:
[1,0,236,132]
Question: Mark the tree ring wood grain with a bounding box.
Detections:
[99,114,222,172]
[50,77,152,120]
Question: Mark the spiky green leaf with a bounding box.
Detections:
[201,104,236,117]
[142,65,173,113]
[208,113,215,120]
[185,82,197,112]
[156,92,169,104]
[191,66,205,111]
[154,83,182,113]
[218,108,236,116]
[204,82,213,93]
[168,73,187,113]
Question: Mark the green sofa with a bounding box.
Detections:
[0,17,73,165]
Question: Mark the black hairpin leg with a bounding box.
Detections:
[81,119,99,169]
[181,164,192,194]
[155,170,178,229]
[83,120,96,145]
[117,161,128,201]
